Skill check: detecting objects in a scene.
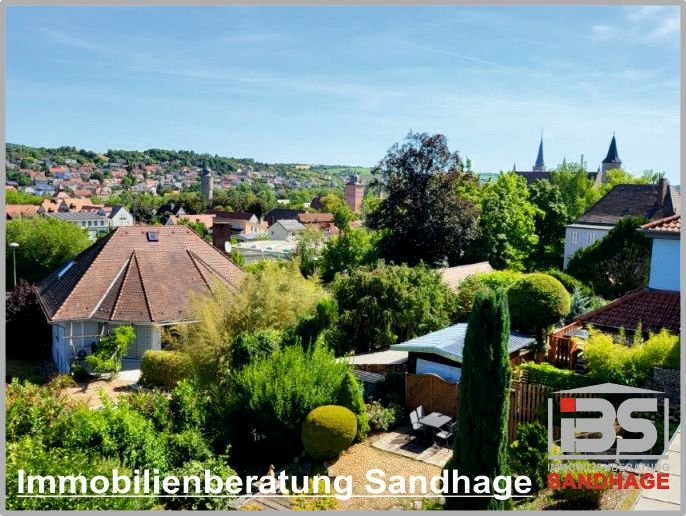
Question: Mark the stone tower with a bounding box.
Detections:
[601,133,622,176]
[532,136,545,172]
[344,174,364,213]
[200,166,214,203]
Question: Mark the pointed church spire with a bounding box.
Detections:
[602,133,621,164]
[533,135,545,172]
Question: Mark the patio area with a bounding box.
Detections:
[370,426,452,467]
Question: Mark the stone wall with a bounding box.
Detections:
[649,367,680,408]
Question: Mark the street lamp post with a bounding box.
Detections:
[9,242,19,289]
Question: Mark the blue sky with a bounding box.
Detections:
[6,6,680,181]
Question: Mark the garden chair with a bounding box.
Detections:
[435,429,454,448]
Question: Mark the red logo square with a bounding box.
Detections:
[560,397,576,413]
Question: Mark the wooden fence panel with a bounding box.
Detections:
[405,374,459,418]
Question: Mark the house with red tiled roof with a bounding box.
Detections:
[5,204,40,220]
[34,225,245,373]
[550,214,680,364]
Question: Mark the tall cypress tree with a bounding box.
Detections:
[444,288,512,510]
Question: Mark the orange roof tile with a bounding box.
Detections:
[640,214,680,235]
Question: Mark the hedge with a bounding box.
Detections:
[518,362,593,391]
[301,405,357,460]
[140,350,193,388]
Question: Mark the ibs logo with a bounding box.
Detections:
[548,383,669,461]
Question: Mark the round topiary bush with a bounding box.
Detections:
[301,405,357,460]
[507,273,571,336]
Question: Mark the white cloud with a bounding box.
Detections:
[591,24,616,41]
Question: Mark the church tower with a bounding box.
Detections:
[532,136,545,172]
[200,166,214,203]
[601,133,622,176]
[344,174,364,213]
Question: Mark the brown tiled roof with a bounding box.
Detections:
[297,212,334,224]
[212,211,254,221]
[35,226,245,323]
[573,181,679,226]
[264,208,305,226]
[6,204,40,219]
[578,289,680,334]
[640,214,680,235]
[438,262,493,290]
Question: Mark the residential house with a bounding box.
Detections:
[550,214,680,368]
[211,211,267,251]
[46,212,112,240]
[297,212,339,237]
[264,208,305,226]
[437,261,493,291]
[34,226,245,373]
[5,204,40,220]
[269,219,306,241]
[391,323,536,383]
[107,205,135,227]
[563,178,679,268]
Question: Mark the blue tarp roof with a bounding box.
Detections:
[390,323,535,365]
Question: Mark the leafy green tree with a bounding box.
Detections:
[566,217,650,299]
[319,228,378,282]
[528,180,569,270]
[445,288,511,510]
[294,226,326,277]
[550,162,601,221]
[6,189,45,204]
[177,218,210,241]
[476,173,539,270]
[330,263,457,354]
[600,168,651,195]
[366,132,480,266]
[6,217,91,283]
[319,194,354,231]
[85,326,136,374]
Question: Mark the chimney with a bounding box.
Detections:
[658,177,669,202]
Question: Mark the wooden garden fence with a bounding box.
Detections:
[405,374,593,441]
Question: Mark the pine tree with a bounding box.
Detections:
[444,288,512,510]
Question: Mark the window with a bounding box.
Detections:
[570,231,579,244]
[587,233,597,245]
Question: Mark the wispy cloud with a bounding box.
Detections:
[590,6,679,44]
[393,40,508,69]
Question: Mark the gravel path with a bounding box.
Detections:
[327,436,446,510]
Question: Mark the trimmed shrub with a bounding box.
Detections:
[337,370,370,440]
[508,422,548,492]
[140,350,193,388]
[301,405,357,460]
[507,273,571,340]
[518,362,593,391]
[455,270,522,320]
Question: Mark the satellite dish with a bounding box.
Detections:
[224,241,232,253]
